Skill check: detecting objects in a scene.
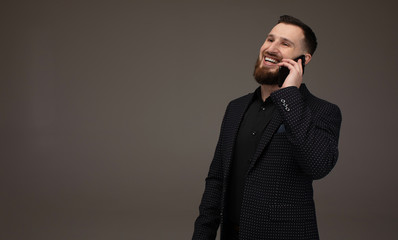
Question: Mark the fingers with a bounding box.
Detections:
[277,58,303,74]
[277,58,303,88]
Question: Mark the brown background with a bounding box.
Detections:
[1,0,398,239]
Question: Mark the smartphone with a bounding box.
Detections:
[278,55,306,87]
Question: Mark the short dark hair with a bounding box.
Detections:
[278,15,317,56]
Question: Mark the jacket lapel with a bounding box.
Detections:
[223,93,254,176]
[247,84,309,173]
[247,103,283,173]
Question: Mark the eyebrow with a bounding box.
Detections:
[267,34,295,47]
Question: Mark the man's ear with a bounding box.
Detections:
[304,53,312,65]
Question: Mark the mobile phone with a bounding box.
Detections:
[278,55,306,87]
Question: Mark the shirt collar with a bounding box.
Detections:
[253,86,273,105]
[253,83,309,103]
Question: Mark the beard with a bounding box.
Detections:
[253,57,279,85]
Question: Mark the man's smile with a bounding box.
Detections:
[263,56,281,67]
[265,57,279,64]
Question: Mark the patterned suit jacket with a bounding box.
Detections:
[193,84,342,240]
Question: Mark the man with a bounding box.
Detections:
[192,15,342,240]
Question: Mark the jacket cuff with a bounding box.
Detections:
[270,86,304,115]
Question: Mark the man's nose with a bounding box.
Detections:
[266,42,279,55]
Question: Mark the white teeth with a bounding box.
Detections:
[265,57,277,63]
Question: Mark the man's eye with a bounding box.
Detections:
[282,42,289,46]
[267,38,274,42]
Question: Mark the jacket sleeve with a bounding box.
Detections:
[192,103,230,240]
[270,86,342,180]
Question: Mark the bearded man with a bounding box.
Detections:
[192,15,342,240]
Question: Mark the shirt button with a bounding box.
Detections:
[261,107,266,111]
[252,131,256,136]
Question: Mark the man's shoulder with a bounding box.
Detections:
[226,91,255,111]
[304,86,341,116]
[230,92,254,104]
[307,90,335,104]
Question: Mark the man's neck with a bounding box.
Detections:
[260,84,280,101]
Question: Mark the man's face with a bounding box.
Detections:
[254,23,306,85]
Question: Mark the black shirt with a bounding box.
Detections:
[226,87,276,225]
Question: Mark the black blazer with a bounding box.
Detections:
[193,84,342,240]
